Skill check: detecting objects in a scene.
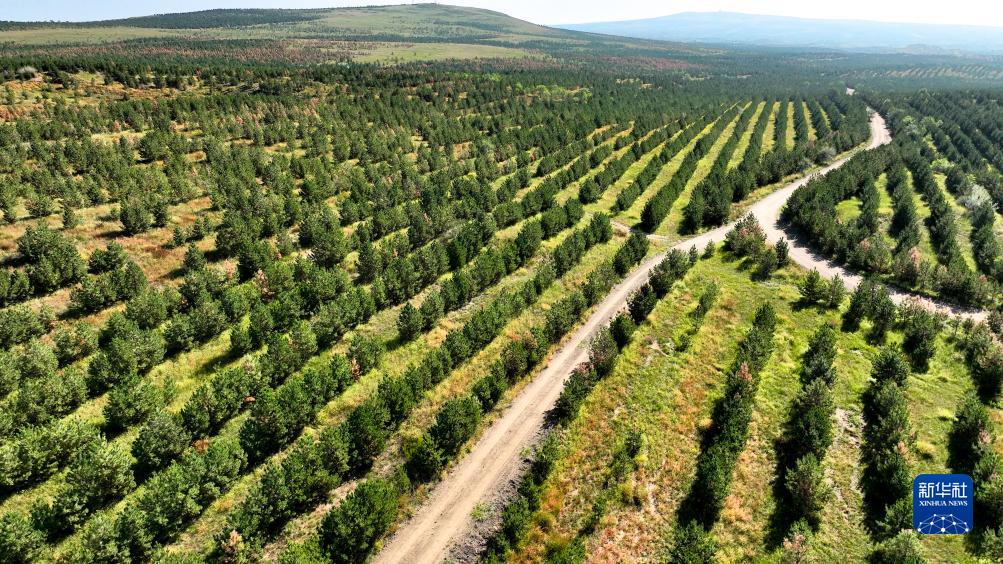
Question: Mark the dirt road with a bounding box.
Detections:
[373,109,981,564]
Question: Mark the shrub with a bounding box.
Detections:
[429,395,482,457]
[784,379,835,462]
[104,378,170,433]
[780,521,814,564]
[775,238,790,266]
[724,214,766,257]
[74,512,132,563]
[17,225,85,292]
[404,434,444,484]
[397,302,423,341]
[947,392,992,476]
[862,379,913,455]
[979,527,1003,563]
[182,368,262,438]
[311,228,346,268]
[545,291,587,343]
[875,496,913,539]
[418,290,445,330]
[25,194,55,218]
[861,379,913,523]
[900,305,940,373]
[784,454,831,529]
[319,478,398,564]
[0,352,15,398]
[53,321,98,366]
[650,249,691,296]
[0,305,49,348]
[0,512,44,563]
[13,366,88,429]
[16,339,58,382]
[589,328,618,376]
[87,323,165,394]
[125,288,176,329]
[345,400,390,471]
[165,300,228,354]
[111,504,154,562]
[229,426,349,543]
[971,344,1003,401]
[472,372,506,412]
[241,359,346,463]
[826,275,846,308]
[88,243,128,274]
[843,279,875,331]
[0,418,101,493]
[628,283,658,324]
[134,438,246,543]
[0,268,31,307]
[119,198,153,235]
[977,468,1003,531]
[868,531,925,563]
[798,269,827,304]
[669,521,717,564]
[613,232,649,276]
[555,366,600,424]
[871,347,910,387]
[32,440,135,537]
[182,243,207,272]
[868,287,897,343]
[348,335,385,377]
[610,312,636,349]
[756,245,779,278]
[500,497,531,546]
[222,284,256,321]
[131,412,189,478]
[800,325,837,386]
[679,302,777,529]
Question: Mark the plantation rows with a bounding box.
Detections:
[782,110,1000,307]
[0,86,872,561]
[681,94,870,232]
[2,44,1000,564]
[164,127,680,558]
[0,114,611,443]
[0,67,745,559]
[216,115,718,560]
[638,92,869,235]
[487,211,1003,562]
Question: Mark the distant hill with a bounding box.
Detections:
[0,4,591,45]
[0,8,327,30]
[0,4,713,67]
[559,11,1003,54]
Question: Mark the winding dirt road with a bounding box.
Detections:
[373,109,983,564]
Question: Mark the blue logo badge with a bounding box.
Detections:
[913,474,974,534]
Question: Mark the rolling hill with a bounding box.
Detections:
[560,11,1003,54]
[0,4,707,65]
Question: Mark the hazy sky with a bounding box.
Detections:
[6,0,1003,27]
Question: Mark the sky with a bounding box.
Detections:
[5,0,1003,28]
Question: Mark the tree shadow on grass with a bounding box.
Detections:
[764,433,799,549]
